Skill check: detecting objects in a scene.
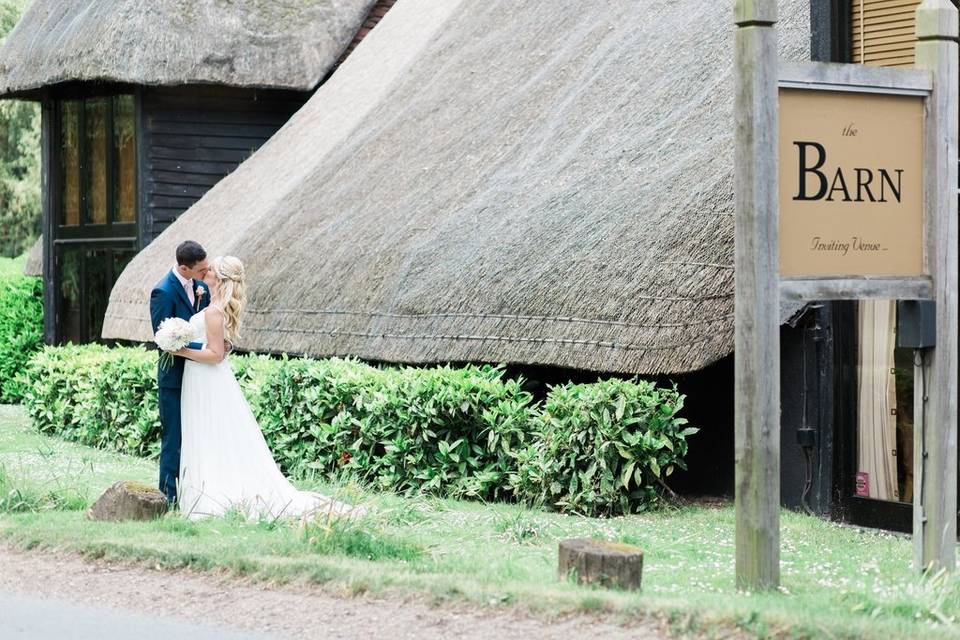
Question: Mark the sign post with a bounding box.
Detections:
[735,0,957,586]
[913,0,957,574]
[733,0,781,590]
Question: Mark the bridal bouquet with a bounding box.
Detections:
[154,317,195,370]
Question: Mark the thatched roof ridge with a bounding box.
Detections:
[0,0,377,97]
[103,0,811,375]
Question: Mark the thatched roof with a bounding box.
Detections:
[0,0,377,98]
[23,236,41,277]
[103,0,811,375]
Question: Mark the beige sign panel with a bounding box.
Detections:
[779,88,924,278]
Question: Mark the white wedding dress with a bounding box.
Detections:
[179,310,362,521]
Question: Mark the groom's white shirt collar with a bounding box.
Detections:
[172,267,192,288]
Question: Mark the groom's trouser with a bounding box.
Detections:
[158,387,182,504]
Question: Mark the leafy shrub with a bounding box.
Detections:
[24,345,158,456]
[250,357,533,500]
[510,377,698,516]
[243,355,376,477]
[22,345,264,458]
[22,347,533,502]
[23,344,108,440]
[0,272,42,402]
[21,344,696,513]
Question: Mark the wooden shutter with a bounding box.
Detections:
[851,0,922,68]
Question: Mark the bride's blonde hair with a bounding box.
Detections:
[211,256,246,342]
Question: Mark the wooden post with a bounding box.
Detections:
[39,91,56,345]
[557,539,644,591]
[913,0,958,574]
[734,0,780,590]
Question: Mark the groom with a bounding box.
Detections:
[150,241,211,506]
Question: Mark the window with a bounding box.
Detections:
[114,95,136,223]
[57,95,136,232]
[53,93,138,343]
[60,102,81,226]
[55,245,137,344]
[855,300,914,504]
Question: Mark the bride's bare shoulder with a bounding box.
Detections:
[203,305,225,319]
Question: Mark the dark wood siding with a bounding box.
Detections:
[338,0,399,62]
[139,86,307,242]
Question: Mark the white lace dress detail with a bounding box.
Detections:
[178,310,360,520]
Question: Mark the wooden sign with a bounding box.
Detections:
[779,88,924,278]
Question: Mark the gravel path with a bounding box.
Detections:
[0,545,672,640]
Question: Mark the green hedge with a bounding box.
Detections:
[249,357,532,501]
[21,344,697,515]
[23,345,266,458]
[510,378,696,516]
[0,272,43,402]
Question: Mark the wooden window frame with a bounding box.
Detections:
[42,84,143,344]
[53,242,138,345]
[52,89,138,242]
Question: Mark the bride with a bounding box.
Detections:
[174,256,364,521]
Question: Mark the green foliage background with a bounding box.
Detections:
[0,0,40,258]
[0,276,42,402]
[0,259,42,403]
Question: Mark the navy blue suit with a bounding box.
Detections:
[150,269,210,504]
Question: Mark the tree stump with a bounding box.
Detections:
[558,538,643,591]
[86,481,168,522]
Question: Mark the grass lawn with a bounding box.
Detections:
[0,253,27,279]
[1,404,958,639]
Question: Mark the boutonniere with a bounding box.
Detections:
[195,285,206,302]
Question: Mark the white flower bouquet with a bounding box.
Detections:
[154,317,195,370]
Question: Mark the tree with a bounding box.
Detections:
[0,0,40,258]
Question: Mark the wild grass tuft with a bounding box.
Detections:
[300,512,422,562]
[0,464,89,513]
[492,509,542,545]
